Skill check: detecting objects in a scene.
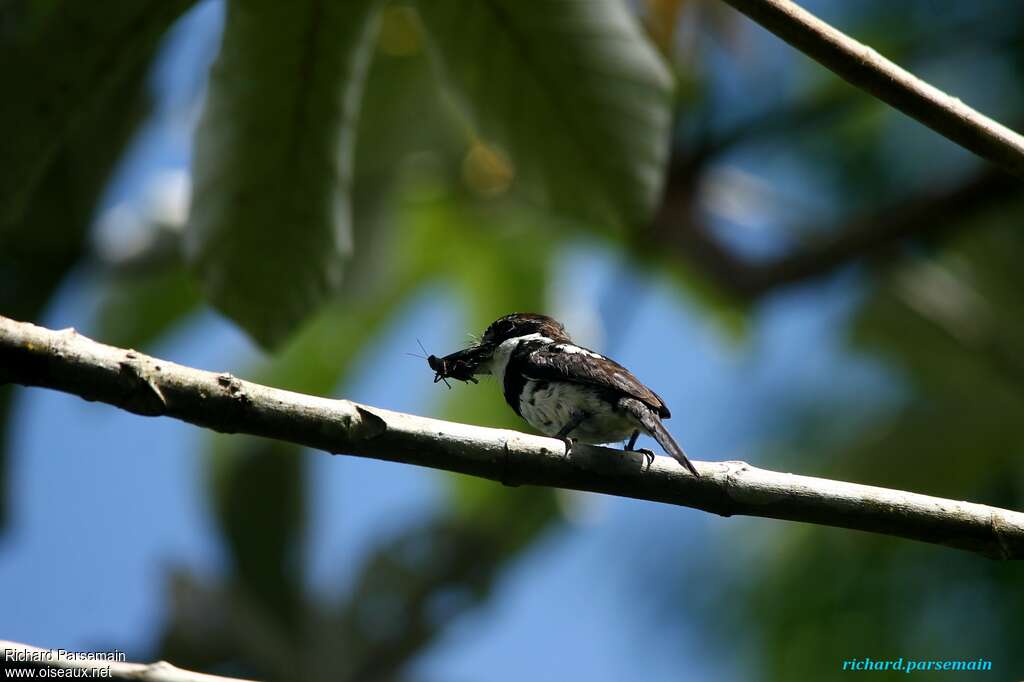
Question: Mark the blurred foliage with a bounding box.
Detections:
[180,0,677,346]
[0,2,175,531]
[414,0,674,232]
[186,0,383,347]
[4,0,1024,680]
[159,468,557,681]
[0,0,195,230]
[702,217,1024,681]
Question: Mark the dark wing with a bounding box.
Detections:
[521,345,671,418]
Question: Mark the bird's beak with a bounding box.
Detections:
[427,343,493,386]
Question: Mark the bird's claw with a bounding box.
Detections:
[635,447,655,470]
[561,437,575,458]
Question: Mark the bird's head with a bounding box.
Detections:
[427,313,570,382]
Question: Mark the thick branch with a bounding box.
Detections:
[0,641,255,682]
[715,0,1024,178]
[2,315,1023,559]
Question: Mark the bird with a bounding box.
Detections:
[427,312,699,476]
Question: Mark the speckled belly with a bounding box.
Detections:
[518,380,639,444]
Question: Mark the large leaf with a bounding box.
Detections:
[0,0,194,231]
[186,0,382,348]
[414,0,674,230]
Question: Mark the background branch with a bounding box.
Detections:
[2,315,1022,559]
[655,159,1021,298]
[0,640,255,682]
[715,0,1024,178]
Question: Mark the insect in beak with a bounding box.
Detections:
[427,353,479,389]
[411,339,483,389]
[424,342,483,389]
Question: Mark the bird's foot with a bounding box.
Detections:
[634,447,655,470]
[561,437,576,458]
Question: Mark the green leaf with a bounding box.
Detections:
[414,0,674,229]
[186,0,383,348]
[0,0,194,231]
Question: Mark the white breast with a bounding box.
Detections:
[519,380,639,443]
[518,381,578,436]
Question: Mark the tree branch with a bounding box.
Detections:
[1,314,1023,559]
[740,167,1019,290]
[0,641,256,682]
[655,160,1021,298]
[714,0,1024,178]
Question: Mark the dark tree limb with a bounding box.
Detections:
[1,315,1023,559]
[740,167,1019,290]
[654,160,1021,299]
[715,0,1024,178]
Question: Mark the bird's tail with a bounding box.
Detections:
[646,416,699,477]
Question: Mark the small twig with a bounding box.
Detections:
[1,315,1023,559]
[715,0,1024,177]
[0,640,256,682]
